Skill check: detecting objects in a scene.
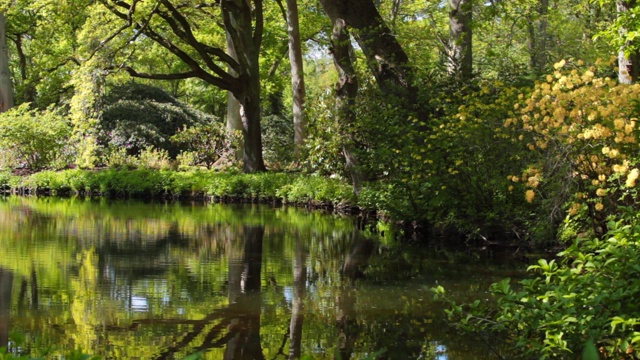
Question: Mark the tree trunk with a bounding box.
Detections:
[448,0,473,79]
[318,0,414,99]
[223,0,267,172]
[0,13,14,112]
[527,0,549,74]
[285,0,307,155]
[617,0,639,84]
[330,18,363,193]
[226,32,244,162]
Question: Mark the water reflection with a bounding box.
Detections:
[0,268,12,350]
[0,197,519,359]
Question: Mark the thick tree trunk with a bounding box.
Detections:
[285,0,307,154]
[527,0,549,74]
[223,0,267,172]
[238,82,266,173]
[318,0,414,99]
[448,0,473,79]
[617,0,639,84]
[330,18,363,193]
[0,13,14,112]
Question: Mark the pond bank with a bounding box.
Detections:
[0,168,537,251]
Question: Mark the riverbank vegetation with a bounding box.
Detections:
[1,0,640,358]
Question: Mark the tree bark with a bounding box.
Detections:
[448,0,473,79]
[0,13,14,112]
[527,0,549,74]
[318,0,414,99]
[330,18,363,193]
[222,0,267,172]
[226,32,244,162]
[617,0,639,84]
[285,0,307,155]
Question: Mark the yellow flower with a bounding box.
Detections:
[525,190,535,203]
[554,59,566,70]
[595,203,604,211]
[596,188,607,197]
[626,168,640,187]
[568,203,581,216]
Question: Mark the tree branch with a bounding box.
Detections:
[107,65,201,80]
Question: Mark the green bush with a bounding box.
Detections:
[0,104,73,170]
[262,114,295,167]
[97,83,217,158]
[170,122,229,169]
[435,213,640,359]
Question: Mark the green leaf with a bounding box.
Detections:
[582,339,599,360]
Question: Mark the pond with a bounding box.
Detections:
[0,196,522,359]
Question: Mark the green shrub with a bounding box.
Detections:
[0,104,73,170]
[97,83,217,158]
[262,114,295,167]
[170,122,229,169]
[435,214,640,359]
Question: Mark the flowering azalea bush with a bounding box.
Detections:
[506,58,640,238]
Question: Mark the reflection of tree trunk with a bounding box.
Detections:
[0,268,13,349]
[30,267,38,310]
[228,226,245,304]
[224,225,265,360]
[288,237,307,360]
[336,286,357,360]
[242,226,264,293]
[341,231,375,280]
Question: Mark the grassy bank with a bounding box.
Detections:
[0,169,360,209]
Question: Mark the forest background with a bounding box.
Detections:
[1,0,640,358]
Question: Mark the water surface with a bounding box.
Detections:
[0,197,520,359]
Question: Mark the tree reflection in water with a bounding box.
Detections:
[0,268,12,350]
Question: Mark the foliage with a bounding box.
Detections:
[96,83,216,159]
[0,104,73,171]
[261,114,295,168]
[505,59,640,239]
[170,122,231,169]
[0,169,356,206]
[434,215,640,359]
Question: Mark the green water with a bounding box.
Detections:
[0,196,520,359]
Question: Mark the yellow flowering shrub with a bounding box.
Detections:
[506,59,640,235]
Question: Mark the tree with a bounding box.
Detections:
[318,0,415,99]
[617,0,639,83]
[528,0,550,73]
[0,13,13,112]
[98,0,266,172]
[284,0,307,154]
[447,0,473,79]
[329,18,362,192]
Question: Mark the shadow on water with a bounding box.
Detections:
[0,196,523,359]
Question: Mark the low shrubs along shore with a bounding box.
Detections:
[0,169,361,209]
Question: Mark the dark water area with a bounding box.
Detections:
[0,196,526,359]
